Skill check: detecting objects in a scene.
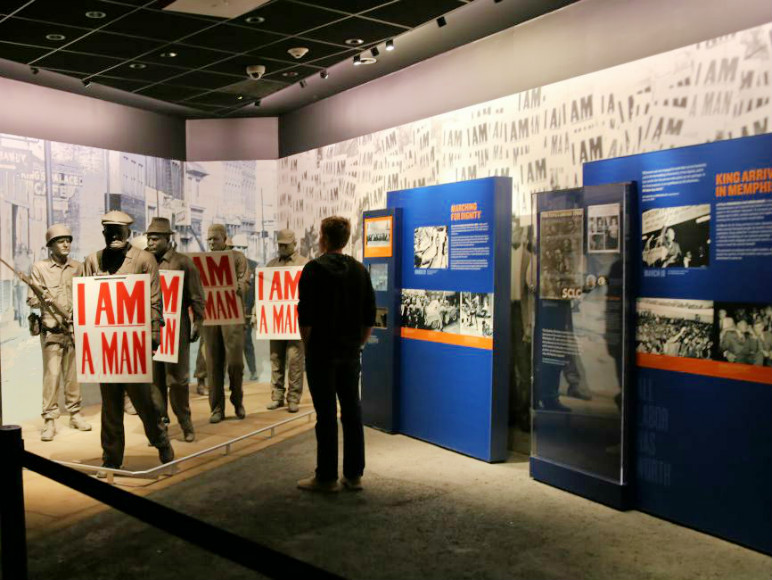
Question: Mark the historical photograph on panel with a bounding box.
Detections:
[539,209,584,300]
[368,262,389,292]
[401,289,459,333]
[641,204,710,268]
[636,298,714,359]
[414,226,449,269]
[587,203,620,253]
[364,217,392,248]
[460,292,494,337]
[714,302,772,366]
[374,307,388,329]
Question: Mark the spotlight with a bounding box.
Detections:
[30,66,39,75]
[237,95,244,100]
[353,54,361,66]
[385,39,394,51]
[85,10,107,18]
[82,79,91,87]
[371,46,380,57]
[299,80,307,88]
[436,16,447,27]
[254,99,261,107]
[320,70,329,80]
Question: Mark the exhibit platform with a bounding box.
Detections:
[16,379,315,540]
[23,428,771,580]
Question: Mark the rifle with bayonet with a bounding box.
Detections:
[0,256,71,332]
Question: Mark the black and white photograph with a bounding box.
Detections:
[364,217,392,249]
[460,292,494,337]
[588,203,620,253]
[414,225,449,269]
[714,302,772,366]
[641,204,710,268]
[368,262,389,292]
[636,298,714,359]
[374,307,389,329]
[401,289,459,333]
[539,209,584,300]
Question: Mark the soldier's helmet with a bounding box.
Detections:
[45,224,73,246]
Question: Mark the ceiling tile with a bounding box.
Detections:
[250,37,345,63]
[264,64,320,81]
[12,0,136,29]
[364,0,465,28]
[182,23,284,52]
[303,48,357,68]
[65,31,166,59]
[185,91,250,106]
[140,43,231,68]
[238,1,344,36]
[168,69,244,90]
[302,15,405,45]
[108,60,188,82]
[91,75,153,91]
[0,1,40,14]
[301,0,394,13]
[42,68,90,79]
[135,83,206,101]
[34,50,124,74]
[216,78,288,98]
[0,41,54,64]
[0,18,91,49]
[101,8,214,41]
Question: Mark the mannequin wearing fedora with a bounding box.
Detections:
[28,224,90,441]
[145,217,206,442]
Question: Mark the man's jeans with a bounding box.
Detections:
[306,351,365,482]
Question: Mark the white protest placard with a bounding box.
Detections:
[154,270,184,363]
[190,251,244,326]
[73,274,153,383]
[254,266,303,340]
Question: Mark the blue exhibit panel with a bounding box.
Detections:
[387,176,511,463]
[584,134,772,554]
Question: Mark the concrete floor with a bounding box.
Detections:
[24,428,772,580]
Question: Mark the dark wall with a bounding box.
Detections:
[279,0,772,157]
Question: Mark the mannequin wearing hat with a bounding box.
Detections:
[27,224,91,441]
[203,223,250,423]
[79,210,174,474]
[265,229,309,413]
[145,217,206,442]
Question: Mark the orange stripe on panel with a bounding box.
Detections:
[637,353,772,385]
[401,327,493,350]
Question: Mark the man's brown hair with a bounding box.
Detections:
[321,216,351,251]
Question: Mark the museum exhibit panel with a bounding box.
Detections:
[531,183,634,509]
[0,0,771,573]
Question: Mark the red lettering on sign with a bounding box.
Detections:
[273,304,285,333]
[116,280,145,324]
[269,271,282,300]
[101,331,147,375]
[258,305,268,334]
[192,256,208,286]
[284,270,301,300]
[133,331,147,375]
[257,271,264,301]
[206,255,233,287]
[161,275,180,313]
[77,284,86,326]
[95,284,115,325]
[162,318,176,356]
[102,333,119,374]
[225,291,238,318]
[81,332,94,375]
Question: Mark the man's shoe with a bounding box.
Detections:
[41,419,56,442]
[209,411,223,424]
[183,429,196,443]
[287,402,299,413]
[297,477,341,493]
[196,380,208,396]
[69,413,92,431]
[124,396,137,415]
[158,443,175,464]
[566,383,593,401]
[266,400,285,410]
[341,476,363,491]
[96,464,119,479]
[162,415,171,425]
[235,405,246,420]
[249,372,259,381]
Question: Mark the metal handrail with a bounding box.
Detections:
[56,410,316,484]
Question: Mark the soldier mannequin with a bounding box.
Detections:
[231,234,259,381]
[145,217,206,442]
[266,229,309,412]
[79,211,174,475]
[203,224,249,423]
[28,224,91,441]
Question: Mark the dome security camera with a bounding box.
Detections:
[246,64,266,80]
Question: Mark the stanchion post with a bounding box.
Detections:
[0,425,28,580]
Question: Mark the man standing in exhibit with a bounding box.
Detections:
[80,211,174,474]
[297,216,376,492]
[145,217,206,442]
[27,224,91,441]
[204,224,249,423]
[266,229,308,412]
[231,234,259,382]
